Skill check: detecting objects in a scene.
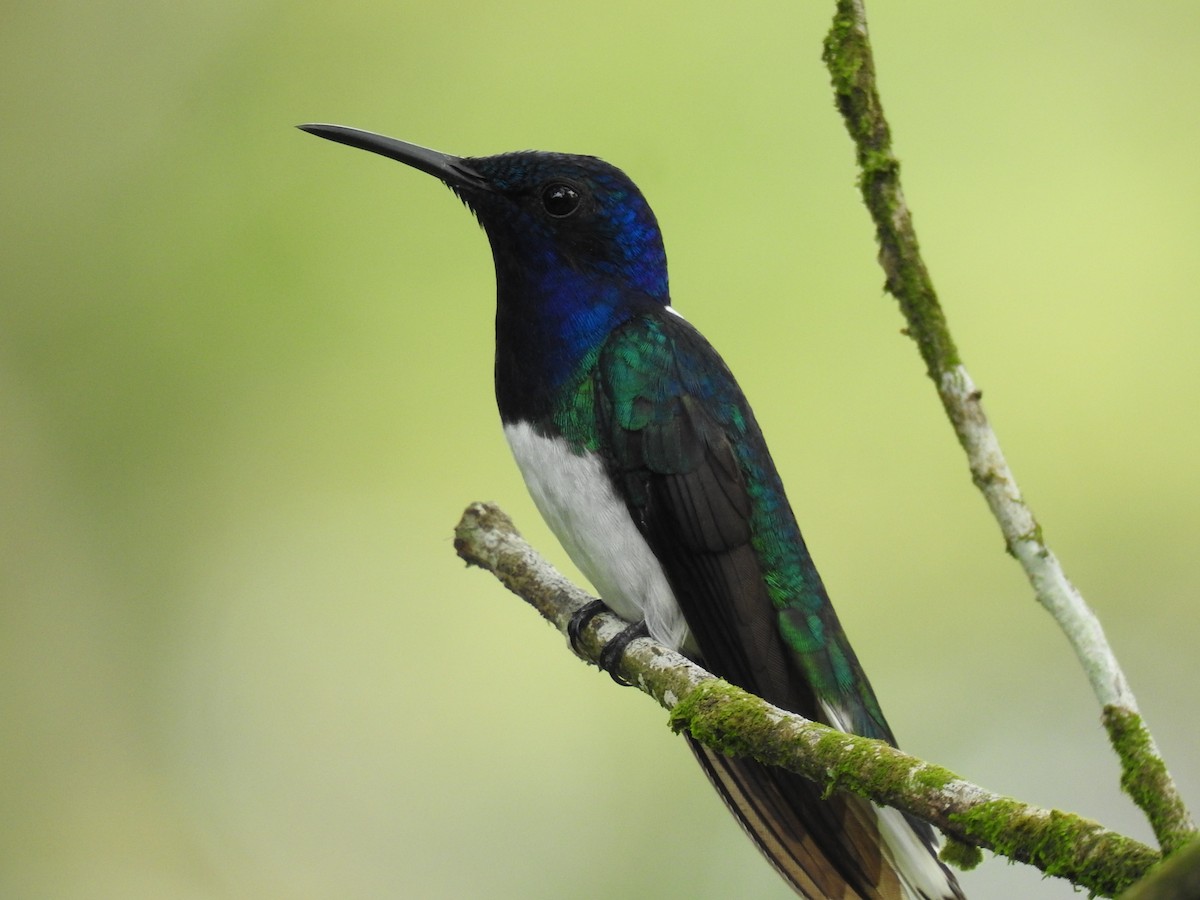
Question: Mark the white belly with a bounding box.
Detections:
[503,421,690,651]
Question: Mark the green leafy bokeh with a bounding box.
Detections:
[2,2,1197,898]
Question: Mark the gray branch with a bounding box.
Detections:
[455,501,1160,898]
[822,0,1194,852]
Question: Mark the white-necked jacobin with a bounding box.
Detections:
[300,123,965,900]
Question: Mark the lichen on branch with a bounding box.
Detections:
[821,0,1194,851]
[454,501,1160,896]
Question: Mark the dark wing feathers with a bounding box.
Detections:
[597,310,830,714]
[594,310,958,900]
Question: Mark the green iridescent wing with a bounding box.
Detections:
[596,309,891,740]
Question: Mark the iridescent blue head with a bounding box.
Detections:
[300,124,671,419]
[464,151,668,302]
[298,124,669,304]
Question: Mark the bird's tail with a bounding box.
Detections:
[687,737,965,899]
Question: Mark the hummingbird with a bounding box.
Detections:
[300,123,964,900]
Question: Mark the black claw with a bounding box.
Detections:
[598,620,649,685]
[567,599,609,654]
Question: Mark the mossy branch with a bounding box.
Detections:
[1118,835,1200,900]
[822,0,1194,852]
[454,502,1160,897]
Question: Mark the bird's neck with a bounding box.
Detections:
[491,251,664,437]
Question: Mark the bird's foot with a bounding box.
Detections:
[567,599,609,654]
[598,620,649,686]
[567,601,648,686]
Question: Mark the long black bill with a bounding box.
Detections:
[298,124,489,191]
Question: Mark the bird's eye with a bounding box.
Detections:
[541,182,581,217]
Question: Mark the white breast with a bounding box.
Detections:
[503,421,690,651]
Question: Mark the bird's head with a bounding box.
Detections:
[300,124,668,303]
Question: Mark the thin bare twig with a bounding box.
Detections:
[822,0,1194,852]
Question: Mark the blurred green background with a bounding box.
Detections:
[2,1,1197,898]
